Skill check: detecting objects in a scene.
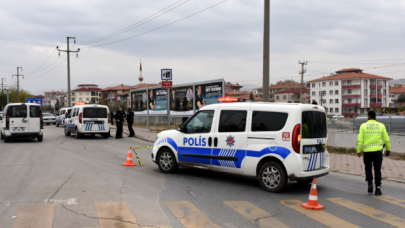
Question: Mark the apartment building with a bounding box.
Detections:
[71,84,103,106]
[309,68,392,117]
[390,84,405,107]
[275,88,310,103]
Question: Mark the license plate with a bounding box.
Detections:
[304,146,317,153]
[84,121,95,124]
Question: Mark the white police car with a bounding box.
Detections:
[152,102,329,192]
[64,104,110,138]
[56,107,72,127]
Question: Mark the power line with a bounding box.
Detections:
[26,56,68,80]
[78,0,188,45]
[25,49,57,77]
[25,53,67,78]
[87,0,229,48]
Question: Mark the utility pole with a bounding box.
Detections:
[262,0,270,102]
[12,67,24,102]
[57,37,80,107]
[319,82,323,106]
[1,78,5,91]
[299,61,307,103]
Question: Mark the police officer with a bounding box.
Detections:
[110,110,114,125]
[114,106,126,139]
[357,111,391,196]
[126,105,135,137]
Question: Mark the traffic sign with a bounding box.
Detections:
[161,69,172,81]
[162,81,172,89]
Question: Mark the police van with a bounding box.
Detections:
[56,107,72,127]
[64,104,110,139]
[152,102,329,192]
[1,103,44,142]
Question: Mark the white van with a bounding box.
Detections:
[152,102,329,192]
[56,108,72,127]
[1,103,43,142]
[64,104,110,138]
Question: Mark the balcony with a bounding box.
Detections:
[370,85,382,89]
[342,92,361,98]
[342,103,361,107]
[370,103,383,107]
[342,85,361,89]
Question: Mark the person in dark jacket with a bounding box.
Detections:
[114,107,126,139]
[126,105,135,137]
[110,110,114,125]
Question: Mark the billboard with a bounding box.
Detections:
[26,98,43,106]
[132,90,147,114]
[148,88,167,114]
[195,82,223,111]
[170,86,193,115]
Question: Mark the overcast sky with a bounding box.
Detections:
[1,0,405,95]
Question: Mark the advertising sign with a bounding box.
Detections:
[132,90,147,114]
[170,86,193,115]
[195,82,223,111]
[26,98,43,106]
[148,89,168,114]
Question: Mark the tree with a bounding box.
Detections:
[8,87,32,103]
[249,92,254,102]
[91,98,96,104]
[398,93,405,103]
[55,99,61,111]
[0,91,7,111]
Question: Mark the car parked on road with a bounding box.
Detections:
[152,101,329,193]
[43,113,56,125]
[64,104,110,138]
[333,114,344,119]
[56,108,72,127]
[1,103,43,142]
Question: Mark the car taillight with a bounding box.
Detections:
[108,113,110,124]
[292,124,301,154]
[40,110,43,128]
[79,112,82,124]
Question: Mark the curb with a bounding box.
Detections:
[332,170,405,184]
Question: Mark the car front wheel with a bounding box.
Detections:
[258,161,287,193]
[157,149,178,173]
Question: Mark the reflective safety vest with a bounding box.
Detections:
[357,119,391,153]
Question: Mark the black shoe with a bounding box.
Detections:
[375,186,382,196]
[128,135,134,137]
[115,137,121,139]
[120,136,124,138]
[368,183,373,194]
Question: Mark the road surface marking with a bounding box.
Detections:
[10,204,55,228]
[280,200,360,228]
[162,201,221,228]
[372,195,405,208]
[328,198,405,227]
[224,201,289,228]
[45,198,78,205]
[94,202,139,228]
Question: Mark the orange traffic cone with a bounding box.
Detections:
[302,178,324,210]
[122,148,136,166]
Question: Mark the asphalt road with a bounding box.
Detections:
[1,126,405,228]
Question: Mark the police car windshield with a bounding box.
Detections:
[83,107,107,118]
[186,110,214,133]
[302,111,327,139]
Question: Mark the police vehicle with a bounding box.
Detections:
[1,103,43,142]
[152,99,329,192]
[64,104,110,138]
[56,107,72,127]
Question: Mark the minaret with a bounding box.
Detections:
[139,60,143,84]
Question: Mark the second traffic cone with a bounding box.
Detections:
[302,178,324,210]
[122,148,136,166]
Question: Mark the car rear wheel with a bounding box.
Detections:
[0,132,4,140]
[64,127,71,136]
[258,161,287,193]
[4,137,10,143]
[102,133,109,139]
[75,128,81,139]
[157,149,178,173]
[47,123,50,125]
[37,135,43,142]
[53,123,56,125]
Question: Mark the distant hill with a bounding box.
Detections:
[390,79,405,85]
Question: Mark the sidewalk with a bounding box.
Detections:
[111,125,405,183]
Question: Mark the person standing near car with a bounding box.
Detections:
[126,105,135,137]
[357,111,391,196]
[110,110,114,125]
[114,107,126,139]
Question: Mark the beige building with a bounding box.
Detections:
[71,84,102,106]
[275,88,310,103]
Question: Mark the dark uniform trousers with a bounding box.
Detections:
[128,121,135,136]
[116,122,123,138]
[364,151,383,186]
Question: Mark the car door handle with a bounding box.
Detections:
[214,137,218,147]
[208,137,212,147]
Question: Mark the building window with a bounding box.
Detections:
[365,80,368,86]
[79,92,82,95]
[335,99,339,104]
[329,81,333,86]
[276,96,279,100]
[72,98,75,102]
[335,81,339,86]
[364,98,368,106]
[364,89,368,96]
[335,108,339,113]
[330,108,333,113]
[87,92,90,95]
[71,92,75,96]
[347,80,352,85]
[348,89,352,94]
[384,81,387,87]
[312,83,315,88]
[283,95,287,100]
[329,90,333,95]
[312,91,315,96]
[322,82,326,87]
[86,98,89,101]
[291,95,294,100]
[335,90,339,95]
[348,98,352,104]
[330,99,333,104]
[383,89,386,96]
